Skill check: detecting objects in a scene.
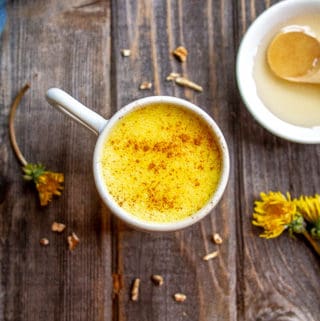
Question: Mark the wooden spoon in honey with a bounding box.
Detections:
[267,29,320,84]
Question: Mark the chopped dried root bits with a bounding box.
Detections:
[151,274,164,286]
[67,232,80,251]
[139,81,152,90]
[40,238,49,246]
[51,221,66,233]
[166,72,181,81]
[131,278,141,301]
[213,233,223,244]
[203,250,219,261]
[121,49,131,57]
[172,46,188,62]
[175,77,203,92]
[166,73,203,92]
[174,293,187,302]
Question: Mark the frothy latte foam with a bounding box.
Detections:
[99,103,222,223]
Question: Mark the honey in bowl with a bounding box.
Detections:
[253,14,320,127]
[99,103,222,223]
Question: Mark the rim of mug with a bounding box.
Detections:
[93,96,230,232]
[236,0,320,144]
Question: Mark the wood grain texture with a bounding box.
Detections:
[0,1,112,321]
[236,1,320,321]
[111,1,238,320]
[0,0,319,321]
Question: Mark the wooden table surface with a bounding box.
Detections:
[1,1,319,320]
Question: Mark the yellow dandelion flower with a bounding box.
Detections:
[252,191,320,256]
[9,85,64,207]
[36,171,64,206]
[252,191,297,238]
[23,163,64,206]
[294,194,320,224]
[294,194,320,239]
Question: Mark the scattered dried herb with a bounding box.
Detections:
[172,46,188,62]
[151,274,164,286]
[173,293,187,302]
[51,221,66,233]
[203,250,219,261]
[121,49,131,57]
[67,232,80,251]
[40,238,49,246]
[213,233,223,245]
[139,81,152,90]
[131,278,140,301]
[166,73,203,92]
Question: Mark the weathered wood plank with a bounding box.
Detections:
[1,0,320,320]
[111,0,238,320]
[236,1,320,320]
[0,1,112,320]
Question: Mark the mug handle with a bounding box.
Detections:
[46,88,108,135]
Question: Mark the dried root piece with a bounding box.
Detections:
[166,72,181,81]
[139,81,152,90]
[166,73,203,92]
[40,238,49,246]
[203,250,219,261]
[172,46,188,62]
[67,232,80,251]
[151,274,164,286]
[121,49,131,57]
[131,278,141,301]
[51,221,66,233]
[213,233,223,244]
[173,293,187,302]
[175,77,203,92]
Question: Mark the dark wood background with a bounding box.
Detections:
[0,0,319,320]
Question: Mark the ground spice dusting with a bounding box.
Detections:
[148,162,155,170]
[100,103,222,223]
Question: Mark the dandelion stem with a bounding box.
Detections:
[302,229,320,256]
[9,84,30,166]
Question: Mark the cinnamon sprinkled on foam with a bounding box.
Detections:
[100,104,221,223]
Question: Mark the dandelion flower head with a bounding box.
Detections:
[252,191,297,238]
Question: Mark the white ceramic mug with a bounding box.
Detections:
[46,88,230,232]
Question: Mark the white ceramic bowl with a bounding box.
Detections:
[236,0,320,144]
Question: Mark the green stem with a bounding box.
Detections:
[302,229,320,256]
[9,84,30,166]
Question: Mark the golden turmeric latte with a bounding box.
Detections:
[99,103,222,223]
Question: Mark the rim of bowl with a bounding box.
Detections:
[93,96,230,232]
[236,0,320,144]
